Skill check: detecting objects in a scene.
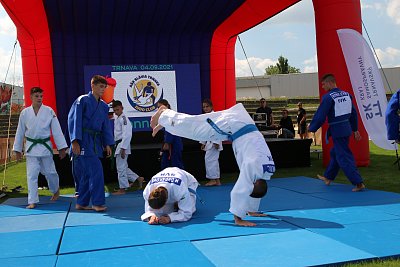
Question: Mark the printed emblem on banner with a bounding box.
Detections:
[126,75,164,112]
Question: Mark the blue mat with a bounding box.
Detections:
[269,206,399,228]
[312,219,400,257]
[59,222,188,254]
[193,229,375,267]
[0,228,63,258]
[261,187,339,211]
[2,176,400,266]
[0,213,67,233]
[1,255,57,267]
[57,241,214,267]
[310,189,400,205]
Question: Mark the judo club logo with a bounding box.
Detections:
[126,75,164,112]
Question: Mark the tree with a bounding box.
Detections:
[265,55,301,75]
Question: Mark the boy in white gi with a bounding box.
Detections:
[111,100,144,195]
[151,103,274,227]
[141,167,199,224]
[200,99,223,186]
[13,87,68,209]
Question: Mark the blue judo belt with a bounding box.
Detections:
[206,118,258,142]
[188,188,205,204]
[325,119,349,144]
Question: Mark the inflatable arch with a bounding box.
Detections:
[1,0,369,166]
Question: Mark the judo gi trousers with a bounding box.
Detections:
[205,148,220,179]
[73,156,105,206]
[324,136,363,185]
[26,156,59,204]
[116,154,139,189]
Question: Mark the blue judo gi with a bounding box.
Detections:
[161,131,184,170]
[309,88,363,185]
[385,89,400,142]
[68,91,114,207]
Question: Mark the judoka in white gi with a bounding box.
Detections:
[200,99,223,186]
[151,103,275,227]
[111,100,144,195]
[68,75,114,212]
[13,87,68,209]
[141,167,199,224]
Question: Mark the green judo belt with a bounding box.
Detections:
[83,128,102,154]
[111,139,122,170]
[26,136,52,153]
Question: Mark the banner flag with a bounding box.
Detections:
[337,28,395,150]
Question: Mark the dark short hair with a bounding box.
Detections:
[282,109,288,114]
[112,100,123,108]
[250,179,268,198]
[321,73,336,83]
[158,99,170,109]
[260,98,266,102]
[202,98,213,107]
[91,75,107,85]
[148,187,168,209]
[30,87,43,95]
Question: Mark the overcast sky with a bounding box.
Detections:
[1,0,399,85]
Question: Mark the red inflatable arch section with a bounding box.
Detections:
[2,0,369,166]
[210,0,369,166]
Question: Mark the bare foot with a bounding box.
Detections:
[50,189,60,201]
[205,180,219,186]
[234,215,256,227]
[92,205,107,212]
[352,183,365,192]
[247,211,268,217]
[26,203,36,209]
[317,174,331,185]
[75,204,92,210]
[150,105,167,129]
[137,177,144,189]
[112,189,126,195]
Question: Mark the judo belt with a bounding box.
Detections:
[111,139,122,170]
[206,118,258,141]
[188,188,205,204]
[325,119,349,144]
[83,128,102,154]
[26,136,52,153]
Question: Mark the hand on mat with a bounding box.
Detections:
[148,215,159,225]
[158,215,171,224]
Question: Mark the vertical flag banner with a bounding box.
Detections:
[337,28,395,150]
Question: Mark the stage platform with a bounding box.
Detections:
[1,176,400,266]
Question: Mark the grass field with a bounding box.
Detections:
[1,141,399,266]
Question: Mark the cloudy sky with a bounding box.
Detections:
[0,0,399,85]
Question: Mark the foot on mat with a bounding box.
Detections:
[317,174,331,185]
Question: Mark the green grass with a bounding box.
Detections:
[1,142,400,266]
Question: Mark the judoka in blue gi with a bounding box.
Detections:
[68,75,115,211]
[385,89,400,144]
[308,74,365,192]
[156,99,184,170]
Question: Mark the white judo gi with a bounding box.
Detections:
[157,103,275,219]
[200,140,223,179]
[141,167,199,223]
[114,112,140,189]
[13,105,67,204]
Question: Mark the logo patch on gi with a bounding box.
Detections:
[263,164,275,174]
[122,115,127,125]
[150,177,182,186]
